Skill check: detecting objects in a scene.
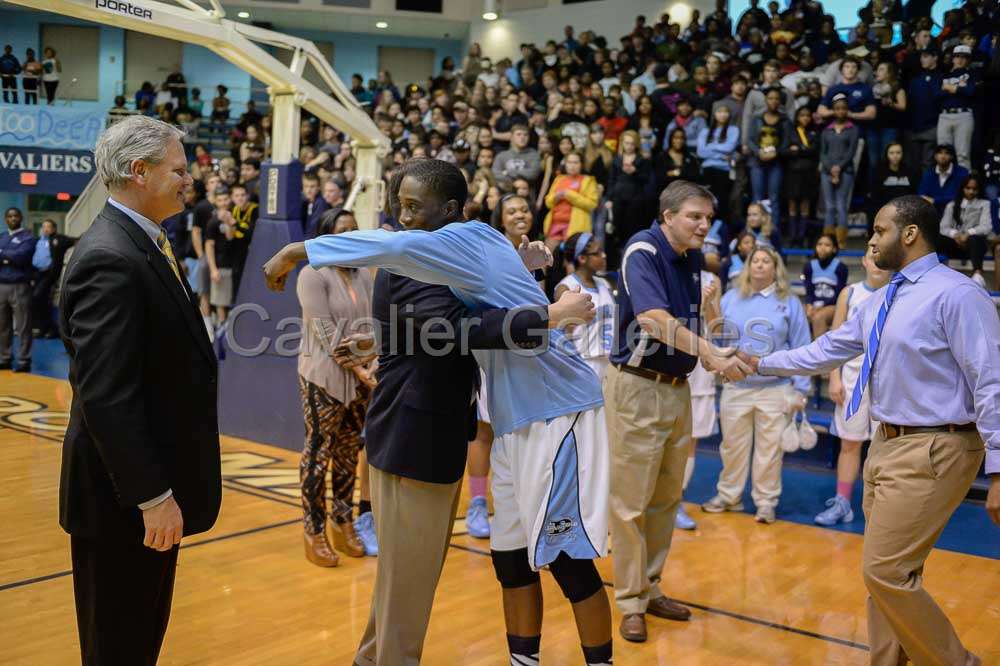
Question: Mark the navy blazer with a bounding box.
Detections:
[364,271,548,484]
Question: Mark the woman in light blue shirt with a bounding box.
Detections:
[702,246,811,524]
[697,104,740,224]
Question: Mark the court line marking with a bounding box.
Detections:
[0,518,300,593]
[447,542,870,652]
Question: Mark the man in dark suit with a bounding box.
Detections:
[30,218,76,338]
[59,114,221,666]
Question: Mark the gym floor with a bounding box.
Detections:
[2,346,998,664]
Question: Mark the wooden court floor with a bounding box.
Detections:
[2,373,999,665]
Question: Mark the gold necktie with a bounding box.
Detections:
[156,229,183,285]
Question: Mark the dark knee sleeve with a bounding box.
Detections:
[491,548,540,589]
[548,552,604,603]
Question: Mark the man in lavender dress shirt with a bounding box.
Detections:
[741,195,1000,666]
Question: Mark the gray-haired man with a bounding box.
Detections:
[60,114,221,664]
[605,180,750,642]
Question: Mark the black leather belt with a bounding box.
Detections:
[880,422,977,439]
[614,363,687,386]
[942,107,972,114]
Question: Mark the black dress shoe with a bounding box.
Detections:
[12,363,31,373]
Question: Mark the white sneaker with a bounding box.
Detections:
[971,271,987,289]
[755,507,776,524]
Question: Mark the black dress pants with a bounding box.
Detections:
[937,233,987,272]
[71,535,179,666]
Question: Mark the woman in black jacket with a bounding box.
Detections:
[866,142,918,236]
[654,127,702,194]
[604,129,653,269]
[782,106,821,247]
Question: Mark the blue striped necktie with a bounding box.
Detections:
[845,272,906,421]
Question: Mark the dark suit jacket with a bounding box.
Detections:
[364,272,548,485]
[59,203,222,541]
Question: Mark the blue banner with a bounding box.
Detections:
[0,106,104,151]
[0,146,96,195]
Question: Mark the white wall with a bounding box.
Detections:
[468,0,716,64]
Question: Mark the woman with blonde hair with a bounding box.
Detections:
[604,129,652,267]
[732,200,782,253]
[542,151,599,249]
[702,246,811,524]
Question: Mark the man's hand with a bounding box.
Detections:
[333,333,377,369]
[734,349,760,373]
[263,242,306,292]
[829,374,846,405]
[142,495,183,552]
[703,346,753,381]
[549,284,595,329]
[987,476,1000,526]
[518,235,554,271]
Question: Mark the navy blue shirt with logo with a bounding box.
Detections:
[611,222,702,377]
[822,81,875,117]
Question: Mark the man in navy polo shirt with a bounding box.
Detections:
[604,180,751,643]
[0,207,37,372]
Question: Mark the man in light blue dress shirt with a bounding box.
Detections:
[742,195,999,666]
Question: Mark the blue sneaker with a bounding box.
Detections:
[466,496,491,539]
[354,511,378,556]
[675,503,696,530]
[814,496,854,526]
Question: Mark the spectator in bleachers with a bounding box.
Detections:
[918,143,970,212]
[868,141,919,231]
[937,44,977,169]
[783,106,820,246]
[107,95,134,124]
[655,127,700,196]
[543,151,598,250]
[21,48,41,105]
[1,45,21,104]
[40,47,59,104]
[210,84,230,130]
[720,230,756,291]
[598,96,629,151]
[205,186,236,324]
[703,246,810,524]
[667,96,707,149]
[626,94,661,158]
[939,173,992,288]
[697,104,740,226]
[906,47,942,170]
[583,124,613,189]
[803,233,849,338]
[747,87,790,231]
[869,61,907,175]
[239,158,261,201]
[492,125,541,191]
[819,93,861,246]
[605,130,653,265]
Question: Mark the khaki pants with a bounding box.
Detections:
[354,466,461,666]
[862,429,984,666]
[605,365,692,615]
[715,384,789,510]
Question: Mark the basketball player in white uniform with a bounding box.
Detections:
[680,270,722,530]
[554,232,615,382]
[815,248,890,526]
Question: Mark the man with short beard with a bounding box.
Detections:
[744,195,1000,666]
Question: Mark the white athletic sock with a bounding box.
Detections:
[683,456,695,491]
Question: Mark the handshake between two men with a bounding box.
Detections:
[704,348,760,383]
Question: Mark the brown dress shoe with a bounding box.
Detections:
[647,596,691,621]
[329,520,365,558]
[304,531,340,567]
[619,613,647,642]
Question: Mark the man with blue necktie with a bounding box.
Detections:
[741,195,1000,666]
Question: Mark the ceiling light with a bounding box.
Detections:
[483,0,499,21]
[482,11,498,20]
[375,21,388,29]
[237,11,250,18]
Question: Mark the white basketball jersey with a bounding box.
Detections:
[557,273,616,360]
[840,280,878,382]
[688,271,718,397]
